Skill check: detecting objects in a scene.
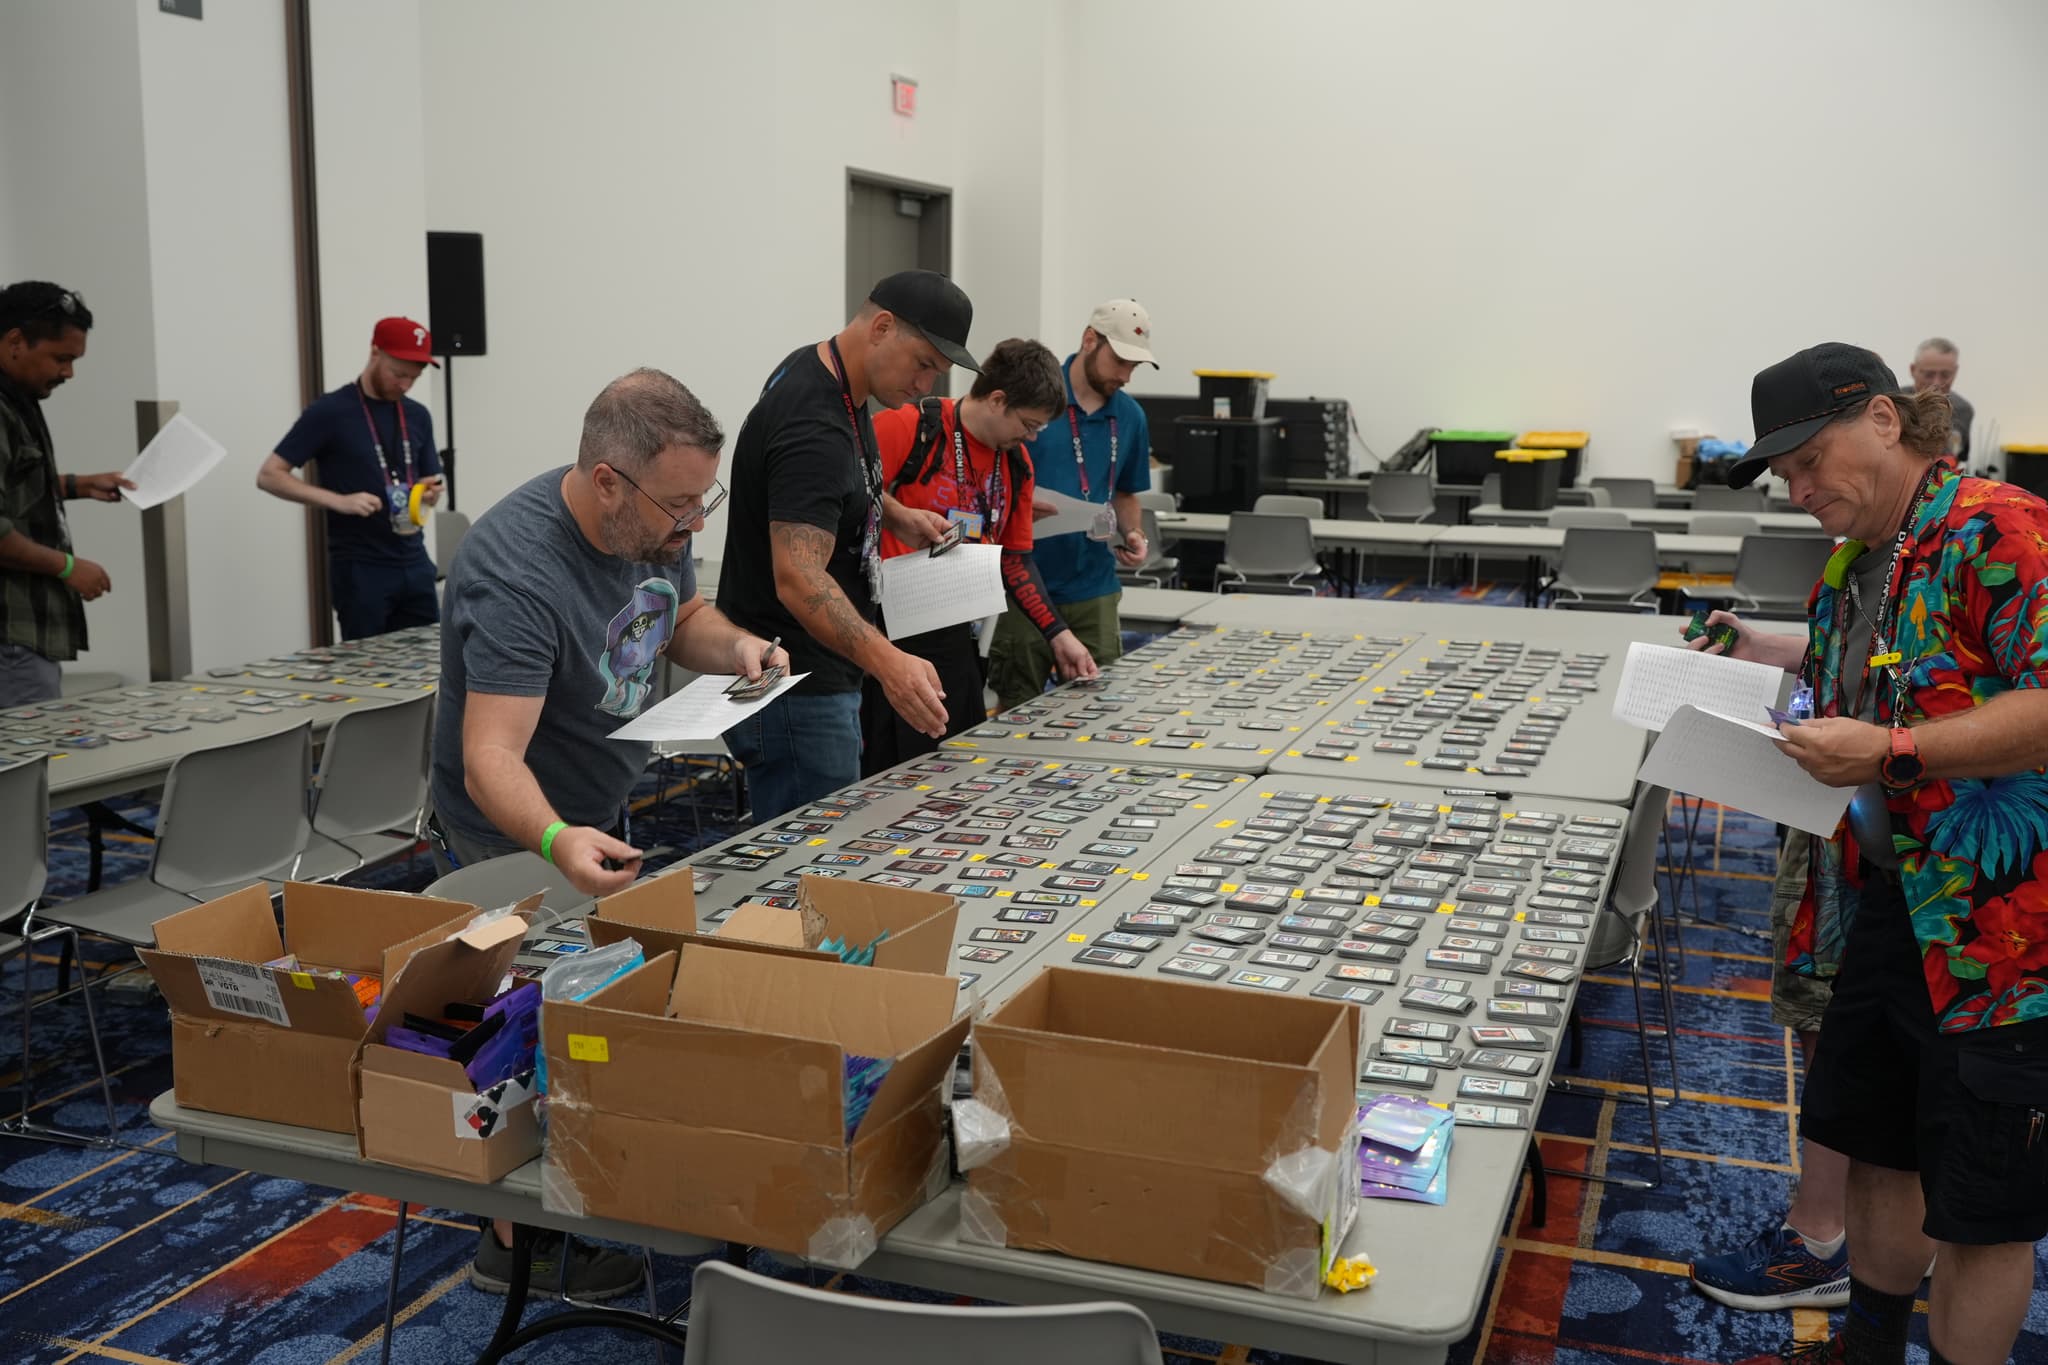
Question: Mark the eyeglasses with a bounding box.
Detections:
[608,465,727,534]
[1017,415,1049,439]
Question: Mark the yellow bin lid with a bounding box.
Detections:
[1496,448,1565,461]
[1518,431,1588,449]
[2004,443,2048,455]
[1193,369,1276,380]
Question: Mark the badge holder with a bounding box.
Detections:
[1087,506,1119,542]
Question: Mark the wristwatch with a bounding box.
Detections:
[1879,726,1924,795]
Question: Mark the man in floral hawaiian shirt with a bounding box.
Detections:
[1703,343,2048,1365]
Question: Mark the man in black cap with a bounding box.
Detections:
[717,270,974,820]
[1693,343,2048,1365]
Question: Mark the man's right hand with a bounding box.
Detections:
[334,491,384,517]
[1050,628,1099,682]
[1684,609,1744,657]
[546,825,643,897]
[66,557,112,601]
[875,646,948,738]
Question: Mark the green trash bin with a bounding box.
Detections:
[1431,429,1517,484]
[1495,448,1566,510]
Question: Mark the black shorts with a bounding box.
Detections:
[1801,868,2048,1246]
[858,623,986,776]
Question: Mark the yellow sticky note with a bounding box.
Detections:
[1067,933,1088,943]
[808,837,830,846]
[289,971,315,990]
[567,1034,610,1063]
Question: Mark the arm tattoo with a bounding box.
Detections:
[771,521,876,659]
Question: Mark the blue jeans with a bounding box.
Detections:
[725,688,862,824]
[331,554,439,641]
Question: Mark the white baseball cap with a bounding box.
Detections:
[1087,298,1158,368]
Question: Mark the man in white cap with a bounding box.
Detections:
[987,299,1155,710]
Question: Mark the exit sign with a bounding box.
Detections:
[892,75,918,118]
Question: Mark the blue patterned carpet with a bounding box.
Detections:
[5,588,2045,1364]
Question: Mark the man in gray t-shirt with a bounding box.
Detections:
[1907,337,1974,464]
[430,368,784,898]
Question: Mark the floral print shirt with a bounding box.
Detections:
[1787,465,2048,1031]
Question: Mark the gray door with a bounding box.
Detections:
[846,174,953,396]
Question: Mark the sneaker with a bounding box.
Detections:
[1691,1223,1850,1310]
[1732,1336,1845,1365]
[469,1226,644,1302]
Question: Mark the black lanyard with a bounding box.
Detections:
[949,417,997,534]
[1064,405,1117,500]
[825,339,881,505]
[356,385,413,485]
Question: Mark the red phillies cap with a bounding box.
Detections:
[371,316,439,366]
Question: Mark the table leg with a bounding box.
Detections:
[379,1200,410,1365]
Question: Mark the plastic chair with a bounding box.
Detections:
[1689,513,1759,538]
[1582,485,1613,507]
[1546,508,1630,529]
[1251,493,1323,518]
[1732,533,1834,618]
[423,850,592,929]
[1133,489,1178,515]
[1116,508,1180,589]
[1548,783,1683,1191]
[34,722,314,953]
[0,758,120,1147]
[1591,477,1656,509]
[1546,527,1659,611]
[1214,512,1324,595]
[435,509,472,578]
[680,1260,1166,1365]
[1693,484,1767,512]
[287,692,435,881]
[1479,471,1501,504]
[1366,470,1435,522]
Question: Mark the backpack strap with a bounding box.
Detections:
[888,396,951,495]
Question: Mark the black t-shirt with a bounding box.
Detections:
[716,344,878,695]
[274,383,441,565]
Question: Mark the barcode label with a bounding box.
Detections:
[194,956,290,1027]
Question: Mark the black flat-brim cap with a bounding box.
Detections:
[868,269,979,373]
[1725,342,1899,487]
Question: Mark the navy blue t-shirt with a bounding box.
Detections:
[275,383,442,565]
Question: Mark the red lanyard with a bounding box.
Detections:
[1064,406,1117,500]
[825,339,881,500]
[948,410,997,533]
[356,385,413,485]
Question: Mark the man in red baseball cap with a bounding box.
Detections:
[257,316,446,638]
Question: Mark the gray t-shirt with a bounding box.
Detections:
[431,466,696,850]
[1839,545,1898,868]
[1947,389,1975,462]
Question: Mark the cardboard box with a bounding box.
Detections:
[587,871,957,976]
[541,942,972,1266]
[353,901,543,1183]
[956,968,1359,1298]
[138,883,476,1134]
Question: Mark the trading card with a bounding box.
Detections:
[1506,961,1578,983]
[1401,987,1477,1015]
[1423,948,1492,974]
[1457,1074,1537,1101]
[1338,939,1408,963]
[1360,1059,1436,1090]
[1311,980,1383,1004]
[1444,916,1509,938]
[1013,891,1079,907]
[1451,1103,1529,1128]
[1468,1024,1550,1050]
[1094,931,1163,953]
[1046,874,1107,892]
[1494,978,1568,1000]
[888,859,949,875]
[970,927,1034,944]
[996,906,1059,924]
[1465,1048,1543,1076]
[1180,941,1243,961]
[1193,924,1264,946]
[1251,949,1321,972]
[1229,970,1297,992]
[1267,932,1337,954]
[1204,912,1267,930]
[1328,962,1398,984]
[1115,911,1184,934]
[1513,943,1579,963]
[1404,974,1471,995]
[861,873,921,888]
[1075,946,1143,969]
[1383,1016,1456,1041]
[1160,956,1230,981]
[1487,999,1562,1025]
[958,945,1011,963]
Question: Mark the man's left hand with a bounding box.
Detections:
[1111,527,1148,568]
[417,475,444,508]
[733,634,789,681]
[1774,716,1889,788]
[886,502,951,548]
[73,473,137,502]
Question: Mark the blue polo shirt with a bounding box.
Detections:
[1024,356,1150,605]
[275,383,441,566]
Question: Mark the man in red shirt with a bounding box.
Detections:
[862,338,1097,770]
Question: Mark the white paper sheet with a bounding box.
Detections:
[607,670,808,742]
[1637,704,1851,837]
[1611,641,1785,732]
[1030,487,1102,540]
[120,413,228,509]
[879,542,1006,640]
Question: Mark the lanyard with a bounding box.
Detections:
[356,384,413,485]
[949,418,998,534]
[1064,405,1117,500]
[825,339,883,579]
[1839,462,1941,719]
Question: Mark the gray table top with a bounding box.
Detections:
[1116,586,1220,624]
[188,623,440,694]
[2,680,412,803]
[1427,524,1744,558]
[1154,513,1444,549]
[1468,503,1815,533]
[943,626,1422,772]
[677,752,1256,1005]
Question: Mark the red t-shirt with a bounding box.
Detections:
[872,400,1036,559]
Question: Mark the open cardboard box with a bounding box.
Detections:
[955,968,1360,1299]
[540,941,971,1267]
[587,871,957,976]
[138,883,476,1134]
[353,896,544,1183]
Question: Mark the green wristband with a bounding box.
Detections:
[540,820,568,865]
[59,552,74,580]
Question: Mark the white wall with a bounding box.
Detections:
[135,0,310,668]
[0,2,158,683]
[1040,0,2048,477]
[417,0,970,553]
